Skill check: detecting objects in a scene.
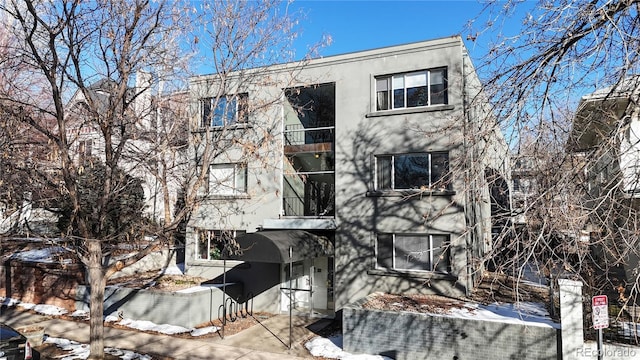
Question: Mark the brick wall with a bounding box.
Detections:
[343,298,560,360]
[1,259,84,310]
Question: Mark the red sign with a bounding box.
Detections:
[592,295,609,329]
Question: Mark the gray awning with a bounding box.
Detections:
[228,230,333,263]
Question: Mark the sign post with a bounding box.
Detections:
[592,295,609,360]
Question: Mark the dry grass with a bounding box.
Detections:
[362,271,554,319]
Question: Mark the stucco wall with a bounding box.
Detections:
[186,36,507,312]
[184,260,282,314]
[76,283,244,328]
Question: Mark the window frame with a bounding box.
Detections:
[78,139,93,159]
[375,233,450,273]
[203,163,248,197]
[373,152,450,191]
[200,93,248,128]
[375,68,448,111]
[196,229,246,261]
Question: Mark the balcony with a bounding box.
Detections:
[282,83,335,218]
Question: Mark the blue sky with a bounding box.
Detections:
[288,0,517,62]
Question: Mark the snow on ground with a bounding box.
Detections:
[70,310,90,320]
[160,264,184,275]
[190,326,220,336]
[18,303,69,316]
[45,337,151,360]
[305,335,393,360]
[0,297,20,307]
[114,318,192,335]
[10,246,73,264]
[446,301,560,328]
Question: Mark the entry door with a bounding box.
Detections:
[280,258,334,315]
[311,257,329,311]
[280,260,311,312]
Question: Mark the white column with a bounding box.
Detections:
[559,278,584,360]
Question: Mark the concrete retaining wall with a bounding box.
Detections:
[343,297,560,360]
[76,283,244,328]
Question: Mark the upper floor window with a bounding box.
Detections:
[78,139,93,160]
[375,152,449,191]
[375,68,447,111]
[201,93,248,127]
[207,163,247,196]
[376,233,450,272]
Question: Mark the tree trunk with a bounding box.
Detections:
[87,239,106,359]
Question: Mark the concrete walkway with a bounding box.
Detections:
[0,307,332,359]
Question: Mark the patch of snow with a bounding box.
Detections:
[10,246,72,264]
[104,313,120,323]
[118,319,191,335]
[45,336,151,360]
[305,336,392,360]
[70,310,89,320]
[18,303,68,316]
[175,285,210,294]
[617,321,640,339]
[191,326,219,336]
[161,265,184,275]
[0,297,20,307]
[445,301,559,328]
[176,282,235,293]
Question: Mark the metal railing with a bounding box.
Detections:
[284,124,334,146]
[584,303,640,345]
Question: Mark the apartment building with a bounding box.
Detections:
[185,36,509,317]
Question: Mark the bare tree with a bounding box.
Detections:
[468,0,640,309]
[0,1,194,357]
[0,0,319,358]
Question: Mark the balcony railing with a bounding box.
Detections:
[283,171,335,217]
[284,124,334,146]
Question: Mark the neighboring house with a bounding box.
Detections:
[567,77,640,298]
[568,77,640,198]
[185,36,510,317]
[65,74,188,226]
[0,106,59,236]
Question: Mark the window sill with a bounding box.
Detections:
[192,123,252,132]
[366,190,455,197]
[368,268,456,280]
[365,104,455,118]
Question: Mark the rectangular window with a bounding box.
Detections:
[196,229,246,260]
[376,233,449,272]
[206,163,247,196]
[374,152,450,191]
[201,93,248,127]
[376,68,447,110]
[78,139,93,159]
